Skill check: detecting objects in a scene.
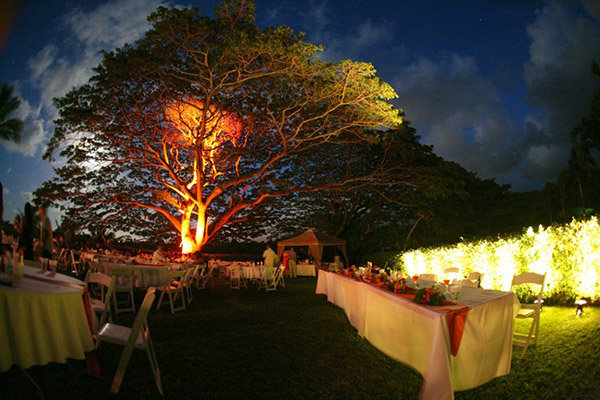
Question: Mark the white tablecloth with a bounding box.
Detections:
[101,262,171,288]
[295,264,316,277]
[226,265,265,280]
[0,267,94,371]
[316,270,519,400]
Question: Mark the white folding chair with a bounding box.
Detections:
[84,271,116,331]
[198,264,215,289]
[97,287,163,395]
[511,272,546,360]
[259,266,276,290]
[229,265,247,290]
[460,278,479,287]
[70,250,84,274]
[111,267,136,314]
[184,264,200,302]
[466,271,483,287]
[156,269,188,314]
[188,263,205,288]
[266,266,286,292]
[419,273,437,283]
[443,266,461,283]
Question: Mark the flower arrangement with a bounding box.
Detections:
[413,286,445,306]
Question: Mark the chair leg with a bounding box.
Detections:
[156,290,166,310]
[113,293,119,314]
[168,290,175,314]
[129,288,136,313]
[144,337,163,395]
[110,341,136,394]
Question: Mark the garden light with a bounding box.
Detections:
[575,299,586,317]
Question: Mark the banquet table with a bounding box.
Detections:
[226,264,264,280]
[316,270,520,400]
[100,262,172,288]
[0,266,95,372]
[295,264,316,277]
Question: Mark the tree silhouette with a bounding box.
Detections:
[0,83,23,143]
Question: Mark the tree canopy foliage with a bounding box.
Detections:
[38,0,404,252]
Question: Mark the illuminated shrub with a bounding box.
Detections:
[402,217,600,303]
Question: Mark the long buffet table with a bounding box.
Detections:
[316,270,520,400]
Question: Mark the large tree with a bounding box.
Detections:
[39,1,403,253]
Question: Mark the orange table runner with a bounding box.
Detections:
[396,293,469,356]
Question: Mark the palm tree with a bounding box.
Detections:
[0,83,23,143]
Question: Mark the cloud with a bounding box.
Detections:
[63,0,165,50]
[3,0,168,157]
[392,2,600,190]
[6,166,11,173]
[299,1,395,62]
[394,54,529,184]
[3,187,9,195]
[20,191,32,202]
[523,1,600,181]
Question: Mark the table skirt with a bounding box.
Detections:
[0,289,94,371]
[316,270,519,400]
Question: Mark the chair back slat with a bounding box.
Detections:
[419,273,437,282]
[512,272,545,286]
[86,271,113,287]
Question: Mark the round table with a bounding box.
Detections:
[100,262,173,288]
[0,266,95,371]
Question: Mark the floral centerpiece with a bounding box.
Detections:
[413,286,445,306]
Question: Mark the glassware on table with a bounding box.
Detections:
[447,284,461,301]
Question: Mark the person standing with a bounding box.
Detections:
[17,202,35,260]
[262,244,277,268]
[152,244,168,264]
[38,206,53,259]
[282,248,290,276]
[288,247,297,278]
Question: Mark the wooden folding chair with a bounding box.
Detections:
[419,273,438,283]
[156,269,188,314]
[443,266,461,283]
[259,266,276,290]
[198,264,215,289]
[511,271,546,359]
[184,264,200,302]
[111,267,136,314]
[266,266,285,291]
[466,271,483,287]
[84,271,116,332]
[229,265,247,290]
[97,287,162,394]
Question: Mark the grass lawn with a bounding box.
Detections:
[1,277,599,399]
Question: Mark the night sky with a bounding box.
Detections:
[1,0,600,223]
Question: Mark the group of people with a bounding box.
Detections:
[11,204,53,260]
[262,244,298,277]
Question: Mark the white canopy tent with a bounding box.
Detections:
[277,229,348,267]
